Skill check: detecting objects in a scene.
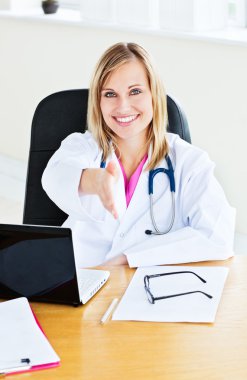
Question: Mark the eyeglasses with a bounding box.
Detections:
[144,271,213,304]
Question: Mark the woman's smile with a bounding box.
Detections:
[113,114,140,127]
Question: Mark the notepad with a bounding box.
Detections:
[112,266,229,323]
[0,297,60,375]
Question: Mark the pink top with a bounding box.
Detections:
[118,154,148,207]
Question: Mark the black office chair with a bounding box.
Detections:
[23,89,191,227]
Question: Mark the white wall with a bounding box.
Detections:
[0,17,246,233]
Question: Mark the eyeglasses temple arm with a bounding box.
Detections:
[147,271,207,283]
[155,290,213,301]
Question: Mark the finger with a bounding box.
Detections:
[111,207,119,220]
[106,161,120,182]
[100,188,118,219]
[102,197,118,219]
[99,163,119,218]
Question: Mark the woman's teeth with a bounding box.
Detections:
[115,115,138,123]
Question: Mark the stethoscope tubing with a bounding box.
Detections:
[101,154,175,236]
[145,191,175,235]
[145,155,175,235]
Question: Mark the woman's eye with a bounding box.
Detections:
[104,92,116,98]
[130,88,142,95]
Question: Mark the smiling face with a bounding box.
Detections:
[100,59,153,147]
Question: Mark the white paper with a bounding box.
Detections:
[0,297,60,370]
[112,266,229,323]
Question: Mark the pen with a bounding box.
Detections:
[100,298,118,324]
[0,358,31,376]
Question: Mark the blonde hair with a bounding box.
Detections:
[87,42,168,170]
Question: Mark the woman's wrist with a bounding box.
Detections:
[105,254,128,266]
[79,168,99,195]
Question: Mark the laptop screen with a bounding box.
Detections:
[0,224,81,305]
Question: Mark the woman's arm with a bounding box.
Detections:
[42,131,120,221]
[123,154,235,267]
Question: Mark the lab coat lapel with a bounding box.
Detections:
[120,168,150,227]
[107,152,173,257]
[109,146,172,229]
[121,154,173,230]
[110,152,127,220]
[123,144,153,222]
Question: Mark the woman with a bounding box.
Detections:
[42,42,235,268]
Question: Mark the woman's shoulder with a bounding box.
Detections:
[166,132,213,170]
[167,132,209,158]
[60,131,100,153]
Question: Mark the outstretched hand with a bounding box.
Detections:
[79,160,120,219]
[98,161,120,219]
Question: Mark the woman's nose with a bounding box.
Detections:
[116,95,131,112]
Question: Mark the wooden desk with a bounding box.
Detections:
[9,256,247,380]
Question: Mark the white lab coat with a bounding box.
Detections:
[42,131,235,268]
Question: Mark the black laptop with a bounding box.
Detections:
[0,224,109,306]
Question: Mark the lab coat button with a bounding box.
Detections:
[119,232,125,238]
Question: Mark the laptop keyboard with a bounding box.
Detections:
[78,270,105,294]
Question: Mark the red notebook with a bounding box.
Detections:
[0,297,60,376]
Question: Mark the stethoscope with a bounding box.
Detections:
[100,155,175,236]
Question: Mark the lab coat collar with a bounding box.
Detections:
[113,147,169,227]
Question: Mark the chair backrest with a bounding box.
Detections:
[23,89,191,226]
